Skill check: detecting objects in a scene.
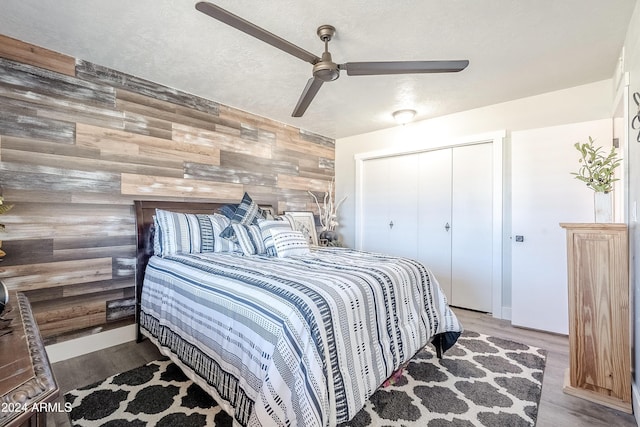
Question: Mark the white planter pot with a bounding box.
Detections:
[594,192,613,223]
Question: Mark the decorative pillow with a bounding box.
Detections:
[271,229,311,258]
[258,219,294,256]
[211,214,236,253]
[277,213,296,230]
[220,193,263,241]
[154,209,234,256]
[230,193,262,225]
[218,203,238,220]
[232,223,266,256]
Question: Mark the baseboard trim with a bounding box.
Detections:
[633,383,640,425]
[45,324,137,364]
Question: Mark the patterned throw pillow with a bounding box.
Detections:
[220,193,263,241]
[277,213,296,230]
[271,229,311,258]
[258,220,294,256]
[229,193,262,225]
[211,214,236,253]
[154,209,234,256]
[218,203,238,220]
[232,223,266,256]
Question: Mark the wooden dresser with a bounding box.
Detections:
[0,292,59,426]
[560,223,631,413]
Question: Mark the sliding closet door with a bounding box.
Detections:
[451,143,493,311]
[417,149,453,299]
[361,154,419,258]
[361,157,390,254]
[361,144,495,312]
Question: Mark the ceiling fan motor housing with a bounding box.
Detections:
[313,51,340,81]
[313,25,339,81]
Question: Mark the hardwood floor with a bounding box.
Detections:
[47,308,637,426]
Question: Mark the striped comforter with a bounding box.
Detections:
[140,247,462,427]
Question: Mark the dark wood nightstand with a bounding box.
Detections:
[0,292,59,426]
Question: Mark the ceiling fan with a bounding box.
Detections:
[195,1,469,117]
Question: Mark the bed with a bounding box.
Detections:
[134,200,462,427]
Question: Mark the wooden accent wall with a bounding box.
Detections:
[0,34,335,345]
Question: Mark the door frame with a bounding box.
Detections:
[354,130,506,319]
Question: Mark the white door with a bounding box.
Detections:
[417,149,453,299]
[511,119,612,334]
[361,156,391,254]
[361,154,419,258]
[386,155,419,258]
[450,143,494,312]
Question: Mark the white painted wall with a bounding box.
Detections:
[335,79,614,316]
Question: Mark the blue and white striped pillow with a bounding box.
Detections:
[258,220,294,256]
[232,223,266,256]
[220,193,263,241]
[211,214,236,253]
[271,229,310,258]
[154,209,234,256]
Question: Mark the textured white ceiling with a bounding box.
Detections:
[0,0,636,139]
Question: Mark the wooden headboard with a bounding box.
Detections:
[134,200,227,341]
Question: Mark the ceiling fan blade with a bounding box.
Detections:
[292,78,324,117]
[341,60,469,76]
[195,2,320,65]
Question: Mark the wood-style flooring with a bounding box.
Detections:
[47,308,638,426]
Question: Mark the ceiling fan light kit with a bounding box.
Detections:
[392,109,417,125]
[195,1,469,118]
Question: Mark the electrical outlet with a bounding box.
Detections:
[515,235,524,242]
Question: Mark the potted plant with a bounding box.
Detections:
[571,136,621,222]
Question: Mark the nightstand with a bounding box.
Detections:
[0,293,59,426]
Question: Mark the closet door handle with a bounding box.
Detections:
[445,222,450,232]
[389,221,394,229]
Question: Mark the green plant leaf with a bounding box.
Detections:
[571,136,620,193]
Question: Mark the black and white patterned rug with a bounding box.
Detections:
[65,331,546,427]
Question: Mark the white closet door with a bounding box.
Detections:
[361,154,418,258]
[417,149,453,299]
[386,155,419,258]
[361,156,391,254]
[451,143,493,311]
[511,119,612,334]
[360,144,494,313]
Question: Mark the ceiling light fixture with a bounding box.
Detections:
[392,109,416,125]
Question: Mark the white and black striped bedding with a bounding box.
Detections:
[140,247,462,427]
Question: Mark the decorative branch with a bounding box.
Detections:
[571,136,620,193]
[308,178,347,231]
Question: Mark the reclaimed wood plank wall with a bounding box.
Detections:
[0,34,335,345]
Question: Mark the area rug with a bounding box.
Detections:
[65,330,546,427]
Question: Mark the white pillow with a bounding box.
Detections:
[154,210,234,256]
[271,229,310,258]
